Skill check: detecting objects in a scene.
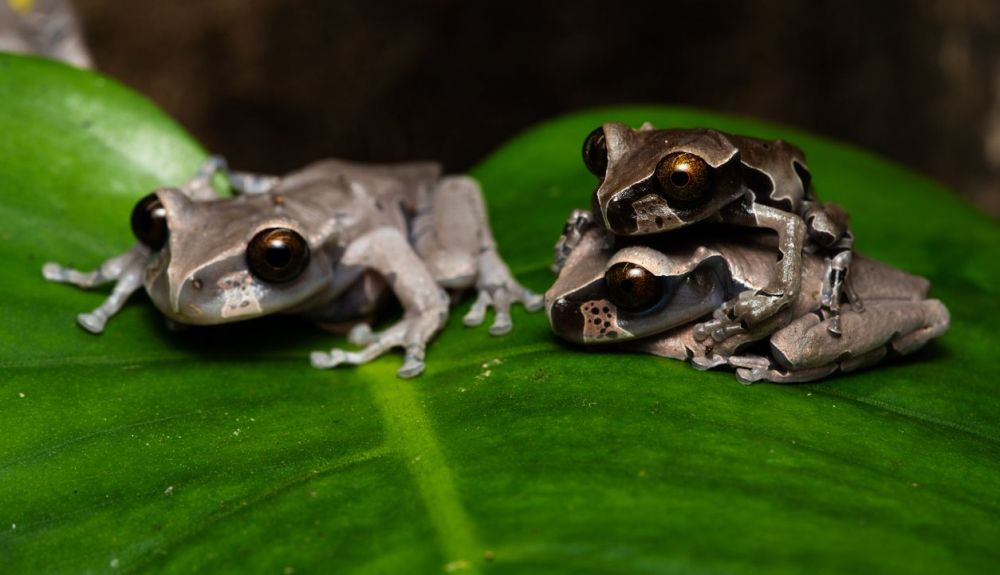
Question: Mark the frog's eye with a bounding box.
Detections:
[130,193,169,250]
[655,152,711,203]
[582,127,608,178]
[605,262,663,312]
[246,228,311,283]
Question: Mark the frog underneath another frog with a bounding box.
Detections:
[557,122,858,342]
[546,226,948,383]
[43,156,542,378]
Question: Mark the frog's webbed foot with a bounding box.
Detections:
[693,289,790,344]
[310,314,441,378]
[463,248,543,336]
[41,245,150,333]
[552,208,597,273]
[310,227,449,378]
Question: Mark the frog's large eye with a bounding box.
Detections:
[130,193,169,250]
[582,127,608,178]
[655,152,711,203]
[246,228,311,283]
[605,262,663,312]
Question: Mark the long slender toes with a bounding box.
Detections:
[77,312,107,334]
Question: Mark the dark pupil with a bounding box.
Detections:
[671,171,689,187]
[265,242,292,268]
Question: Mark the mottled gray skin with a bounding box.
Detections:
[0,0,92,68]
[43,156,542,378]
[572,122,857,346]
[546,227,948,384]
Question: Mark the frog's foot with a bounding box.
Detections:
[693,289,789,343]
[463,249,543,335]
[552,208,597,273]
[41,245,149,334]
[310,313,443,378]
[820,250,863,336]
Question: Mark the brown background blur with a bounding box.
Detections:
[74,0,999,215]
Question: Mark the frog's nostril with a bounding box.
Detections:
[605,197,638,234]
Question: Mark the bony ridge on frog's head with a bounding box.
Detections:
[583,122,746,236]
[131,187,331,325]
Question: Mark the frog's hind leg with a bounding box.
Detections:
[413,176,542,335]
[745,299,950,383]
[41,245,150,333]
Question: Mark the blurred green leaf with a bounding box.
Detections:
[1,54,998,574]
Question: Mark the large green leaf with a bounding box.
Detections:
[1,54,998,574]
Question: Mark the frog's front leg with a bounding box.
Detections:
[552,208,598,273]
[695,201,805,343]
[412,176,542,335]
[804,200,863,335]
[310,227,449,378]
[187,155,281,196]
[41,245,150,333]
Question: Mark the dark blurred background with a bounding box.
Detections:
[74,0,999,215]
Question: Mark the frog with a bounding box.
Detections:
[545,225,948,383]
[42,156,542,378]
[559,122,859,342]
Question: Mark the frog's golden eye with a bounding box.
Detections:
[582,127,608,178]
[130,193,169,250]
[655,152,711,203]
[605,262,663,312]
[246,227,311,283]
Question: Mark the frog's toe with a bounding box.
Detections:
[463,292,490,327]
[397,357,425,378]
[310,349,347,369]
[488,310,513,336]
[347,323,375,346]
[521,289,544,312]
[42,262,67,282]
[77,312,107,334]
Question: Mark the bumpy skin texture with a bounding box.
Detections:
[545,226,948,384]
[579,122,857,343]
[0,0,92,68]
[43,156,542,378]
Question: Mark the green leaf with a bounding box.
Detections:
[1,54,998,574]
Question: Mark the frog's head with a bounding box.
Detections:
[132,188,333,325]
[545,229,730,345]
[583,122,745,236]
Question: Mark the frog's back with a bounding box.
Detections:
[727,133,812,213]
[278,159,441,210]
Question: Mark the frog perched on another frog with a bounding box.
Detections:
[43,156,542,378]
[546,226,948,383]
[557,122,857,341]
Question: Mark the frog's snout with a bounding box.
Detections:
[546,296,585,344]
[605,195,639,234]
